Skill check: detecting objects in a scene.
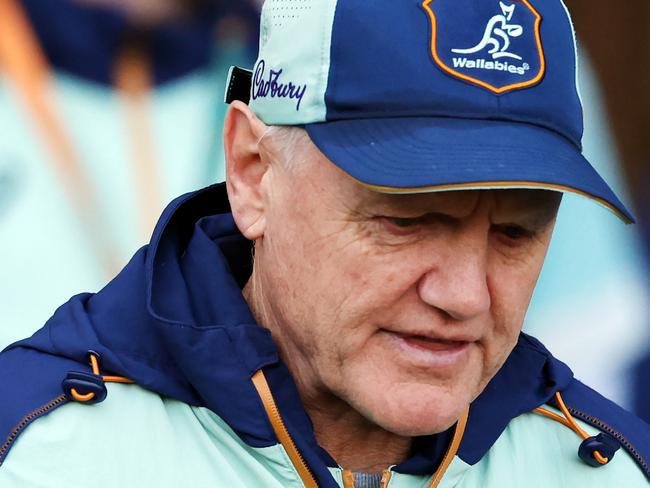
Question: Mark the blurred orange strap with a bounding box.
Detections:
[0,0,120,276]
[114,43,162,240]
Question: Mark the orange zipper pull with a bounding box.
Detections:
[379,469,393,488]
[342,469,355,488]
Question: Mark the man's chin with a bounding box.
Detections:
[376,410,467,437]
[359,385,473,437]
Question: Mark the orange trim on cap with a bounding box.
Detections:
[422,0,546,94]
[358,179,632,224]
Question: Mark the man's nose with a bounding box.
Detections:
[416,234,491,321]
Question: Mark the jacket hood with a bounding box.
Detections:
[4,183,579,478]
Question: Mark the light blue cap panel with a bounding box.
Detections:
[249,0,338,124]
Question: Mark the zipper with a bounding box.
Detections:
[379,469,393,488]
[342,469,392,488]
[0,394,67,465]
[566,406,649,476]
[253,370,470,488]
[342,469,355,488]
[251,371,319,488]
[263,391,317,486]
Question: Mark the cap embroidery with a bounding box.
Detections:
[422,0,546,94]
[451,2,523,60]
[251,59,308,111]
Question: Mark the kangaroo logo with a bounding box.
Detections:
[451,2,523,60]
[422,0,546,94]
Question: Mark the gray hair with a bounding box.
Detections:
[258,126,313,174]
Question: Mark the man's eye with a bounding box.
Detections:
[389,217,420,228]
[375,216,424,235]
[499,225,531,240]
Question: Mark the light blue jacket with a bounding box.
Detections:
[1,185,648,487]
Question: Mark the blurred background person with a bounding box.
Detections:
[561,0,650,424]
[524,0,650,422]
[0,0,260,346]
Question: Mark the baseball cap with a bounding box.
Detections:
[225,0,634,223]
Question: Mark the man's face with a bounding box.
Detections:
[252,135,561,436]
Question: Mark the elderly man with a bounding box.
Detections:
[0,0,648,487]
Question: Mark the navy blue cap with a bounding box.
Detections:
[245,0,634,223]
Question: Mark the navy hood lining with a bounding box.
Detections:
[145,184,255,329]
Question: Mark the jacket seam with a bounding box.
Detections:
[0,394,68,467]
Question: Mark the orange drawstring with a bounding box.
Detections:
[69,390,96,402]
[534,392,609,465]
[70,353,134,402]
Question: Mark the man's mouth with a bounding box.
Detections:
[397,334,469,352]
[384,330,475,367]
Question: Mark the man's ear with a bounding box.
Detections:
[223,101,270,240]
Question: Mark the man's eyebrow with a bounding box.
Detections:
[496,188,561,214]
[494,201,561,229]
[358,193,480,218]
[514,211,558,229]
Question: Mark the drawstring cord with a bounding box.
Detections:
[534,391,609,465]
[69,353,134,403]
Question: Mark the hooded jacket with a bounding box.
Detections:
[1,184,649,487]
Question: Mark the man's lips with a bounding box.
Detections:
[396,334,469,352]
[383,329,477,367]
[387,329,478,346]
